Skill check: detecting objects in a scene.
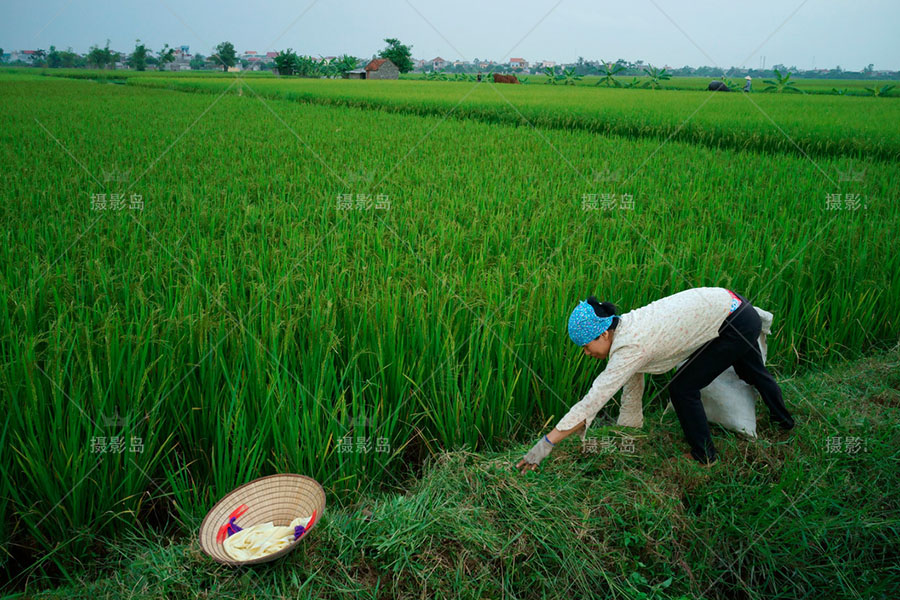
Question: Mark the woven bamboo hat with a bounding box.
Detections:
[199,473,326,566]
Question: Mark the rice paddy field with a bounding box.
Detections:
[1,69,899,597]
[402,71,899,92]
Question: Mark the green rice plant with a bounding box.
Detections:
[119,75,900,160]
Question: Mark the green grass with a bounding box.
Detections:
[16,346,900,599]
[1,72,898,592]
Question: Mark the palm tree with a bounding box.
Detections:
[642,65,671,89]
[595,60,625,87]
[762,68,799,93]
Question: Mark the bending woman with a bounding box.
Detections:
[516,286,795,473]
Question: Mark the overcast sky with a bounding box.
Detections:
[2,0,898,70]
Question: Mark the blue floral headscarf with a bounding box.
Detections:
[568,300,616,346]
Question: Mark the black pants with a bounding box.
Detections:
[669,292,795,463]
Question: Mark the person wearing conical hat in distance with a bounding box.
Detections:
[515,287,795,474]
[743,75,752,92]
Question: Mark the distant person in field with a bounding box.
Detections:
[744,75,752,92]
[515,287,795,473]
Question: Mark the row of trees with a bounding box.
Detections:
[1,37,417,76]
[416,56,895,80]
[424,64,894,96]
[270,38,413,78]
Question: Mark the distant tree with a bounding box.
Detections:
[294,55,322,78]
[190,54,205,70]
[128,40,149,71]
[88,40,114,69]
[378,38,413,73]
[32,49,47,67]
[213,41,236,72]
[274,49,297,75]
[157,44,176,70]
[333,54,359,77]
[574,56,587,75]
[863,63,874,77]
[47,45,62,68]
[60,47,81,68]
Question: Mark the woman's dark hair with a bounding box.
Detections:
[586,296,620,330]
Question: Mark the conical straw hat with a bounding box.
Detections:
[199,473,326,565]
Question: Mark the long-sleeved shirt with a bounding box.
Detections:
[556,287,747,442]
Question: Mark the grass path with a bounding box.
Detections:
[19,345,900,600]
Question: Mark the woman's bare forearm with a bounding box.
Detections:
[545,420,585,445]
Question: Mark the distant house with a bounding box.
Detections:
[345,59,399,80]
[265,52,278,62]
[430,56,446,70]
[414,58,425,69]
[540,60,556,69]
[9,50,38,63]
[365,58,399,79]
[509,57,528,69]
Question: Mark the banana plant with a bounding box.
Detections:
[864,83,895,97]
[762,68,799,93]
[273,49,298,75]
[543,66,558,85]
[425,69,449,81]
[622,77,645,89]
[642,65,671,89]
[595,60,625,87]
[332,54,359,78]
[560,67,582,86]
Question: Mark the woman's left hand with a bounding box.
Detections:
[515,437,555,474]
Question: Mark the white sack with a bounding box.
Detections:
[663,307,774,439]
